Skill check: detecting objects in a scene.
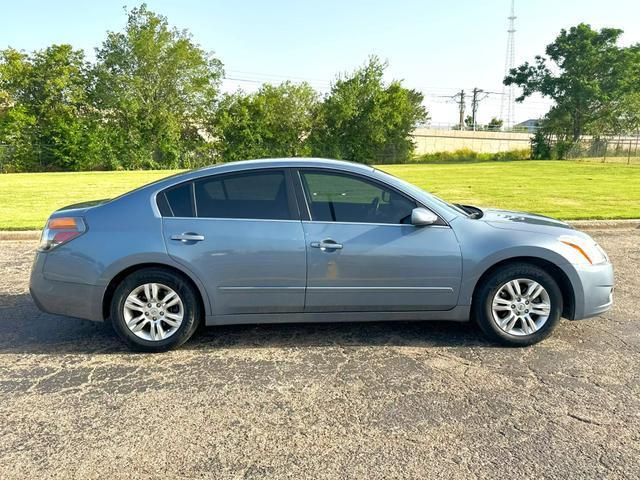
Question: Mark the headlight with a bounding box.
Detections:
[557,235,608,265]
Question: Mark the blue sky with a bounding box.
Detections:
[2,0,639,124]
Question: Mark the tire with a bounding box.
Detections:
[110,268,202,352]
[473,262,563,347]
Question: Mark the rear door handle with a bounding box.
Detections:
[170,233,205,242]
[310,239,343,250]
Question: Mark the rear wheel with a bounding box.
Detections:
[111,268,201,352]
[473,263,562,346]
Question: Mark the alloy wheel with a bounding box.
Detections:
[491,278,551,336]
[123,283,184,341]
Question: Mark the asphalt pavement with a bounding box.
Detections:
[0,227,638,479]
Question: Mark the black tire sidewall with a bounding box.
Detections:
[474,263,563,346]
[111,269,201,352]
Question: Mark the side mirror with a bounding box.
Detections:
[411,207,438,226]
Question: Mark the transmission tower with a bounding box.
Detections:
[500,0,516,129]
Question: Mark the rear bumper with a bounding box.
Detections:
[570,262,614,320]
[29,253,104,322]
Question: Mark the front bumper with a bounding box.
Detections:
[570,261,614,320]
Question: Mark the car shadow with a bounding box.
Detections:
[0,293,494,355]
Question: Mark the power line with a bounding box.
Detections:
[500,0,517,128]
[223,69,555,106]
[222,60,553,124]
[227,69,331,85]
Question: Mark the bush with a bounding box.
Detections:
[411,148,530,164]
[551,140,574,159]
[531,130,552,159]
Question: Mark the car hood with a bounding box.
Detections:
[478,208,577,236]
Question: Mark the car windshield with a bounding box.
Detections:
[373,168,471,217]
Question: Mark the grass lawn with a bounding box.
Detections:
[1,160,639,230]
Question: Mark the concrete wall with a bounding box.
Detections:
[411,128,532,154]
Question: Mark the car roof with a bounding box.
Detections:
[138,158,376,193]
[192,157,375,176]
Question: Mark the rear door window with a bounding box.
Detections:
[194,170,293,220]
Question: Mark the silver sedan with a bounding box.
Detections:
[30,158,614,351]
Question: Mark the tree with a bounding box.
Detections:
[214,81,318,161]
[0,45,98,171]
[464,115,475,130]
[504,24,640,140]
[309,56,428,164]
[485,117,503,131]
[91,4,223,169]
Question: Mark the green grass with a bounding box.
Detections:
[381,161,640,221]
[1,160,639,230]
[0,170,174,230]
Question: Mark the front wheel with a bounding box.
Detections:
[111,268,202,352]
[473,263,563,346]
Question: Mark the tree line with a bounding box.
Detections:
[0,5,426,172]
[1,4,639,171]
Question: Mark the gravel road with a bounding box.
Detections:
[0,227,638,479]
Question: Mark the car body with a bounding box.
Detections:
[30,158,614,350]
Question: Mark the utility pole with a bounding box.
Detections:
[471,88,483,131]
[454,90,466,129]
[470,88,492,130]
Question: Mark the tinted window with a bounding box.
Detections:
[163,183,194,217]
[195,171,292,220]
[300,171,416,224]
[156,191,172,216]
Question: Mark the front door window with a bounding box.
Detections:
[300,171,416,224]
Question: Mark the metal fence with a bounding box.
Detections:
[2,130,640,172]
[560,134,640,163]
[421,122,538,133]
[411,127,640,163]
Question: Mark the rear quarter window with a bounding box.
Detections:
[160,183,195,217]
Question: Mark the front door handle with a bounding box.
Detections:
[310,239,343,250]
[170,233,205,242]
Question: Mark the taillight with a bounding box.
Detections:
[38,217,86,251]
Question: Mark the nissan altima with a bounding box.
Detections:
[30,158,614,351]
